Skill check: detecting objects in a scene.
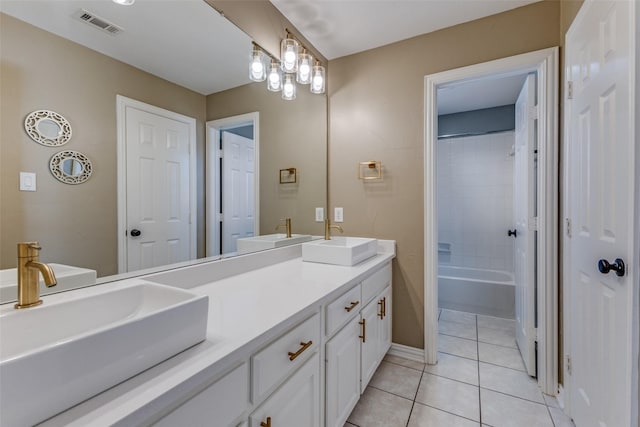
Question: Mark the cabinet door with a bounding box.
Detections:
[326,316,361,427]
[378,285,392,361]
[250,353,320,427]
[360,298,381,393]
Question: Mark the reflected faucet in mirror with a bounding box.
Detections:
[275,218,292,238]
[324,219,344,240]
[15,242,57,309]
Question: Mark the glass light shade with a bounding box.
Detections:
[310,64,326,94]
[282,74,297,100]
[280,37,299,73]
[113,0,135,4]
[249,48,267,82]
[267,62,282,92]
[296,52,313,84]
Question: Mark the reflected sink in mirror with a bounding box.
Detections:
[0,263,97,301]
[237,234,313,254]
[302,237,378,266]
[0,282,208,427]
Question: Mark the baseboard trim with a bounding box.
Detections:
[388,343,425,363]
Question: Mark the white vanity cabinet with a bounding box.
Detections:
[250,353,321,427]
[325,262,392,427]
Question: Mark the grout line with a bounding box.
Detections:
[383,358,425,372]
[477,359,527,373]
[411,401,483,425]
[437,349,479,362]
[481,387,548,406]
[405,367,425,427]
[367,385,414,403]
[547,404,558,427]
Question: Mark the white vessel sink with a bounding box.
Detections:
[237,233,312,254]
[0,263,97,302]
[302,237,378,266]
[0,282,208,427]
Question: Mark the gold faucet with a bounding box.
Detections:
[324,219,344,240]
[15,242,57,309]
[275,218,292,238]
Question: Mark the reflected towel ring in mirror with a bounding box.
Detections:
[24,110,72,146]
[49,150,93,185]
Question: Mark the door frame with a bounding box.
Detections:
[116,95,197,273]
[423,47,559,395]
[206,112,260,256]
[562,0,639,422]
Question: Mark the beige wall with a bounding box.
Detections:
[206,83,327,236]
[327,0,561,349]
[0,14,207,276]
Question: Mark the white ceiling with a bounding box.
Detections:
[437,73,528,115]
[270,0,543,60]
[0,0,252,95]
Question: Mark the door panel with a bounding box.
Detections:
[125,107,191,272]
[566,1,635,426]
[514,73,537,377]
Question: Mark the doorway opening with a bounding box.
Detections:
[424,47,559,395]
[206,112,260,256]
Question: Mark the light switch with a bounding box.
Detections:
[315,207,324,222]
[334,207,344,223]
[19,172,36,192]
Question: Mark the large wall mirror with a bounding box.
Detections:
[0,0,327,302]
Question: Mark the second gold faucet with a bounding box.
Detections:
[275,218,292,238]
[15,242,57,309]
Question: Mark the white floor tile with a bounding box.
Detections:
[478,342,525,371]
[383,354,426,372]
[415,373,480,422]
[477,315,516,332]
[477,326,517,348]
[425,352,479,386]
[438,334,478,360]
[480,389,554,427]
[440,309,477,325]
[347,387,413,427]
[408,402,480,427]
[549,407,576,427]
[543,394,561,408]
[369,361,422,400]
[439,319,478,340]
[344,423,357,427]
[479,362,544,403]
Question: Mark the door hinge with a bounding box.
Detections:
[567,81,573,100]
[530,216,539,231]
[217,213,223,222]
[565,218,571,238]
[529,105,539,120]
[218,148,223,159]
[566,355,572,375]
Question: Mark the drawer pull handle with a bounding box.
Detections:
[383,296,387,318]
[378,299,384,319]
[359,319,366,342]
[288,340,313,361]
[345,301,360,312]
[260,416,272,427]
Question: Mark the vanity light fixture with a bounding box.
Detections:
[297,50,313,84]
[267,61,283,92]
[112,0,135,5]
[249,44,267,82]
[282,73,297,100]
[280,33,299,73]
[310,62,326,94]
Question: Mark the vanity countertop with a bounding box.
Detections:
[35,241,395,426]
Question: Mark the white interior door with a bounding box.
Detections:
[514,73,537,377]
[566,1,635,426]
[124,105,193,272]
[221,131,255,254]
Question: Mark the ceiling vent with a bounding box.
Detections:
[73,9,123,36]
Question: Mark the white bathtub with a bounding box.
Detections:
[438,265,515,319]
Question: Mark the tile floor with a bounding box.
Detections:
[345,309,576,427]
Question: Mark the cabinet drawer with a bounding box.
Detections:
[252,313,320,403]
[326,284,362,337]
[362,262,391,305]
[153,363,249,427]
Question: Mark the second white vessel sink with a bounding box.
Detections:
[237,233,312,254]
[0,282,208,427]
[302,237,378,266]
[0,263,97,302]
